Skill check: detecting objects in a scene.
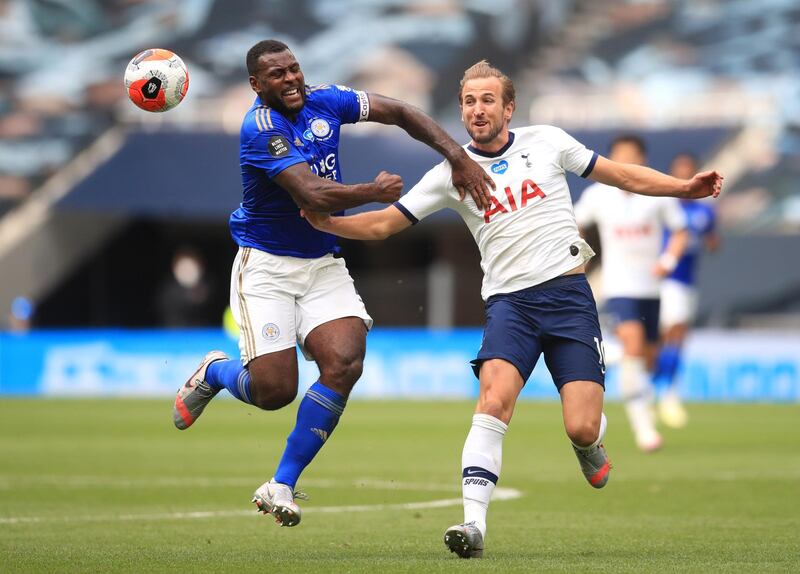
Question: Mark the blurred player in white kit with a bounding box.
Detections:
[653,153,720,428]
[574,136,689,452]
[305,62,721,558]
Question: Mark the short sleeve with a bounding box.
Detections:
[573,184,599,227]
[544,126,597,177]
[243,116,307,179]
[395,162,453,223]
[330,84,370,125]
[660,197,687,231]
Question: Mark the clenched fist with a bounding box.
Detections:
[373,171,403,203]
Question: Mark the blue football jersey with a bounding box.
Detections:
[230,84,370,257]
[665,200,716,285]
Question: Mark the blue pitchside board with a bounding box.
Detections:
[0,328,798,401]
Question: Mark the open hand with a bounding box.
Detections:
[451,155,495,210]
[685,171,723,199]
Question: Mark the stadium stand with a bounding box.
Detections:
[1,0,798,329]
[520,0,800,232]
[0,0,548,213]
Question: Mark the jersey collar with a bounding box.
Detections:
[467,131,515,158]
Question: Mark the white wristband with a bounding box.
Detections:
[659,252,678,272]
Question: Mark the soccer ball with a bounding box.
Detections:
[124,49,189,112]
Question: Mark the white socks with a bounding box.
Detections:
[619,356,658,444]
[461,413,508,539]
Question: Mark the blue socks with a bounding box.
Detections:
[205,359,252,404]
[273,381,346,489]
[204,366,345,490]
[653,344,681,390]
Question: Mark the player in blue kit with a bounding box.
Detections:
[654,153,720,428]
[172,40,494,527]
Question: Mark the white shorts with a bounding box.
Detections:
[229,247,373,364]
[660,279,697,328]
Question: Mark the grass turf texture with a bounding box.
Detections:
[1,399,798,573]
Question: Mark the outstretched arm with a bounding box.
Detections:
[303,205,412,240]
[274,165,403,212]
[589,156,723,199]
[367,93,495,209]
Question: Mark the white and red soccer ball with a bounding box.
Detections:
[124,48,189,112]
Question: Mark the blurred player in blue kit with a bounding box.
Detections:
[172,39,494,527]
[304,61,722,558]
[654,153,720,428]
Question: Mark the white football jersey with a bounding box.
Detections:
[396,125,597,300]
[574,182,686,299]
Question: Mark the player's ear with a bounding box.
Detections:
[504,100,515,122]
[249,75,259,93]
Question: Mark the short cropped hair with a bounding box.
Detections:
[459,60,515,106]
[247,39,291,76]
[610,134,647,155]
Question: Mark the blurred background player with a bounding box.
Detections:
[156,246,216,328]
[7,296,34,332]
[304,61,722,558]
[172,39,493,528]
[654,153,720,428]
[574,136,689,452]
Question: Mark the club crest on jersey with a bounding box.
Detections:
[262,323,280,341]
[310,118,332,140]
[484,179,547,223]
[491,160,509,174]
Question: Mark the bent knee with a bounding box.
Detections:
[320,354,363,388]
[250,379,297,411]
[476,396,507,420]
[565,419,601,447]
[476,386,517,422]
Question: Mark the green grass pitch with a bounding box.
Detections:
[1,399,798,573]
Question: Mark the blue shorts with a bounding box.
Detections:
[471,274,606,389]
[604,297,660,343]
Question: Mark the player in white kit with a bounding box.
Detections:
[574,136,689,452]
[303,62,722,558]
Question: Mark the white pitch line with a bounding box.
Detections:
[0,484,521,526]
[3,468,800,491]
[0,476,466,491]
[0,476,338,490]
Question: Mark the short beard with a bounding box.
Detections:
[261,89,305,116]
[467,121,503,144]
